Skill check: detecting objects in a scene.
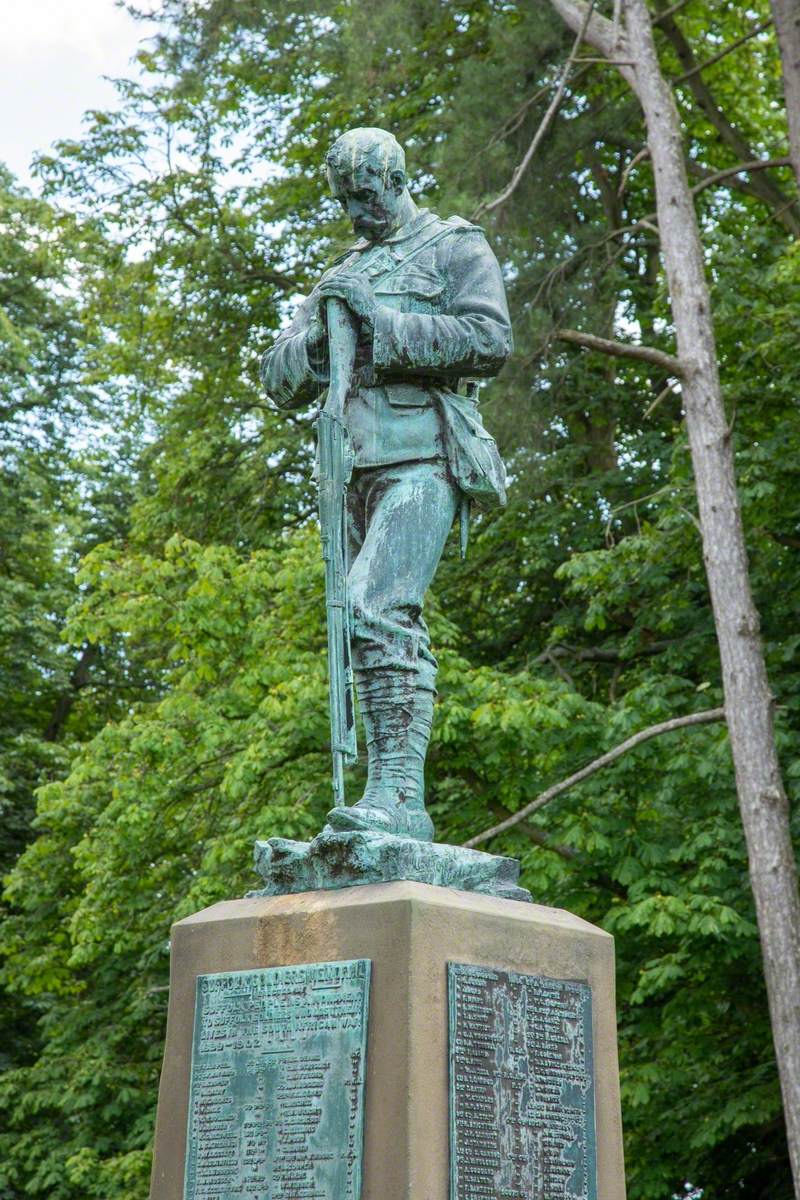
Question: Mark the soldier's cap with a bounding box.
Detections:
[325,128,406,190]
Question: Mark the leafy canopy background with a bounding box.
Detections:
[0,2,798,1198]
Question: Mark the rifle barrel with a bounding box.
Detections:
[319,298,358,806]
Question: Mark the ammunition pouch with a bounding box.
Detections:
[434,389,507,508]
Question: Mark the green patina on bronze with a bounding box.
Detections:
[261,126,512,853]
[448,963,597,1200]
[183,960,371,1200]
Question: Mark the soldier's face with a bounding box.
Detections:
[330,163,404,241]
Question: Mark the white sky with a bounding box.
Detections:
[0,0,153,188]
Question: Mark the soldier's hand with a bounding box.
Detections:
[317,272,378,328]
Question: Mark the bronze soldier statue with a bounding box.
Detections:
[262,127,511,842]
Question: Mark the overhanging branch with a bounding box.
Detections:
[464,707,726,848]
[554,328,683,375]
[690,157,793,198]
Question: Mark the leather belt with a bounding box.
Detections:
[373,373,456,389]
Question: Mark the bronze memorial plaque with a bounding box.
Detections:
[448,962,597,1200]
[183,959,371,1200]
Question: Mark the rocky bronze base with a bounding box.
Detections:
[249,828,531,903]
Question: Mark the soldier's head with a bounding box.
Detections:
[325,128,411,242]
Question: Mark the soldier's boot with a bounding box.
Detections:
[325,666,435,841]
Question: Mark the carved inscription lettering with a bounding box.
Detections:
[448,963,596,1200]
[183,960,371,1200]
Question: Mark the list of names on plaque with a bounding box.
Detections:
[183,959,371,1200]
[448,963,596,1200]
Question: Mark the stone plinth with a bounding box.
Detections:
[150,881,626,1200]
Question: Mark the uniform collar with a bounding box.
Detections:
[384,209,438,243]
[349,209,438,253]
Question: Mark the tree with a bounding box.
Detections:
[538,2,800,1188]
[0,166,153,1197]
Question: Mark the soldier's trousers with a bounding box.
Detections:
[346,458,460,680]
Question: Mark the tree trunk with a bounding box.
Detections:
[772,0,800,190]
[624,6,800,1188]
[547,1,800,1190]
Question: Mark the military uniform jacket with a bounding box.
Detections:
[260,209,512,469]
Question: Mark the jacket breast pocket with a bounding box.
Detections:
[375,265,444,312]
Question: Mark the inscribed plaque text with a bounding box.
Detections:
[448,962,596,1200]
[183,959,371,1200]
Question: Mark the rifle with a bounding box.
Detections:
[317,298,358,806]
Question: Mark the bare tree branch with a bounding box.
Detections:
[573,56,636,65]
[535,154,792,306]
[535,639,678,665]
[487,802,579,862]
[645,379,680,417]
[548,0,638,89]
[43,643,100,743]
[655,3,800,234]
[673,17,774,84]
[464,707,725,849]
[765,529,800,551]
[486,803,629,896]
[688,155,794,202]
[476,2,597,218]
[554,327,683,374]
[652,0,694,24]
[617,145,650,197]
[529,151,791,308]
